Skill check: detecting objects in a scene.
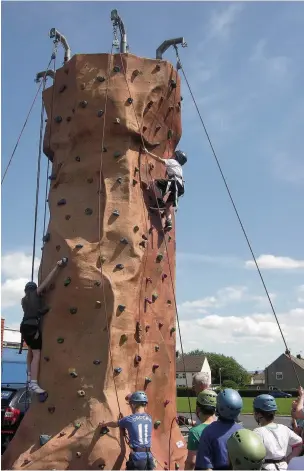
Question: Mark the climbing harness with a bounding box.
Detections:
[172,44,302,388]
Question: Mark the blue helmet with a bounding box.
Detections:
[217,389,243,420]
[253,394,277,412]
[129,391,148,405]
[25,281,37,292]
[174,150,187,166]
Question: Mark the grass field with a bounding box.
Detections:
[177,397,293,415]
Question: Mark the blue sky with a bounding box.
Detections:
[2,1,304,370]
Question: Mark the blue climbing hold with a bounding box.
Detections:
[120,238,129,244]
[75,244,83,249]
[40,434,51,446]
[115,264,124,270]
[118,304,126,312]
[48,174,56,181]
[112,210,120,217]
[114,367,122,374]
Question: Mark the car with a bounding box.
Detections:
[1,383,31,453]
[271,389,292,398]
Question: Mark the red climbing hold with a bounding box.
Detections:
[146,277,152,284]
[145,297,152,305]
[158,322,164,328]
[164,400,170,407]
[152,364,159,370]
[162,273,167,281]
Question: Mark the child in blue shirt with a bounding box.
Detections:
[102,391,155,470]
[195,389,243,470]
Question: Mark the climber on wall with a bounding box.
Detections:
[101,391,155,470]
[143,147,187,231]
[20,258,68,394]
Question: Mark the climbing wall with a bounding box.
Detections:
[2,53,186,470]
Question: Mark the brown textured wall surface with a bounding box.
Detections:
[2,53,186,470]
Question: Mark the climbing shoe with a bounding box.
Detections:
[29,381,46,394]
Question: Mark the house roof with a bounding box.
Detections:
[176,354,206,372]
[252,372,265,381]
[266,353,304,371]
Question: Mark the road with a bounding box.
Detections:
[179,413,291,437]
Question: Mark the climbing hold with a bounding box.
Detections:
[114,367,122,374]
[132,179,138,186]
[64,277,71,287]
[94,281,101,287]
[43,233,51,243]
[147,101,153,108]
[164,400,170,407]
[133,225,139,232]
[85,208,93,215]
[99,255,107,264]
[55,116,62,123]
[167,129,173,139]
[59,431,66,437]
[112,209,120,216]
[80,83,85,90]
[155,125,161,132]
[69,307,77,314]
[153,364,159,370]
[116,177,122,184]
[79,100,88,108]
[69,368,78,378]
[134,166,139,173]
[76,452,82,458]
[155,345,160,352]
[39,392,48,403]
[175,464,180,470]
[135,355,141,364]
[57,199,66,206]
[57,337,64,344]
[100,426,110,435]
[115,263,124,270]
[114,151,121,158]
[162,273,168,281]
[156,64,161,71]
[97,110,104,117]
[146,277,152,284]
[95,301,102,309]
[149,163,154,171]
[120,237,128,245]
[145,325,150,332]
[127,97,133,104]
[59,84,66,93]
[87,178,93,183]
[145,377,152,384]
[48,406,55,414]
[40,434,51,446]
[170,327,176,334]
[96,76,105,82]
[77,390,85,397]
[113,65,120,73]
[152,293,158,302]
[145,297,152,305]
[120,334,128,344]
[170,79,177,89]
[156,253,163,262]
[74,422,82,429]
[169,105,174,111]
[75,156,81,162]
[158,322,164,328]
[56,245,61,251]
[118,304,126,312]
[67,116,72,121]
[44,356,50,362]
[23,459,31,466]
[65,215,71,221]
[75,244,83,249]
[93,360,101,365]
[167,300,172,305]
[142,234,148,240]
[154,420,161,429]
[168,235,172,242]
[133,69,140,76]
[139,241,146,248]
[114,118,120,124]
[48,174,56,180]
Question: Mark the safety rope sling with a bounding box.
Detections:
[2,28,302,469]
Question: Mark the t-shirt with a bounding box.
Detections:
[163,159,183,186]
[188,423,209,451]
[196,419,243,470]
[119,413,152,461]
[253,424,303,470]
[21,291,43,324]
[287,457,304,470]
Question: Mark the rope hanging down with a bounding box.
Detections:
[173,45,302,387]
[117,52,195,430]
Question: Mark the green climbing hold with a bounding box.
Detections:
[167,129,173,139]
[133,179,138,186]
[114,151,121,158]
[55,116,62,123]
[133,225,139,232]
[64,277,71,287]
[100,426,110,435]
[113,65,120,73]
[154,420,161,429]
[40,434,51,446]
[95,301,102,309]
[118,304,126,312]
[175,464,180,470]
[57,338,64,344]
[120,334,128,344]
[170,327,176,334]
[156,254,163,262]
[152,293,158,302]
[170,79,177,89]
[99,256,106,264]
[114,367,122,374]
[69,307,77,314]
[85,208,93,215]
[74,422,81,429]
[168,235,172,242]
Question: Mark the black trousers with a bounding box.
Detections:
[126,453,155,470]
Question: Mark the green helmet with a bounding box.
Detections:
[227,429,266,470]
[197,389,217,408]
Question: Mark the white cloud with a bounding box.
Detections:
[250,39,290,80]
[245,255,304,270]
[208,3,244,39]
[1,252,40,310]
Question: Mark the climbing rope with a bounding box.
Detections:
[173,45,302,387]
[1,47,57,185]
